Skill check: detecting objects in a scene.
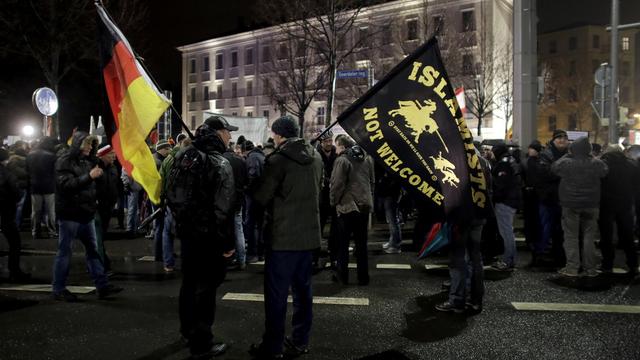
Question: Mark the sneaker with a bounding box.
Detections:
[53,289,78,302]
[597,266,613,275]
[557,267,579,277]
[435,301,465,314]
[284,336,309,356]
[163,266,175,273]
[382,242,391,250]
[582,269,599,278]
[384,247,401,254]
[348,246,354,253]
[246,256,260,264]
[97,284,124,299]
[491,261,514,272]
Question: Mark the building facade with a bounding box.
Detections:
[178,0,513,141]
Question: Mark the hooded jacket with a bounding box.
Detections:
[551,137,608,209]
[330,145,375,215]
[55,131,98,223]
[254,138,323,251]
[600,149,638,209]
[245,147,265,191]
[491,145,522,209]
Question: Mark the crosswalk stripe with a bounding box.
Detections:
[0,284,96,294]
[376,264,412,270]
[138,256,155,261]
[222,292,369,306]
[512,302,640,314]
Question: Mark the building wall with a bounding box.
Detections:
[178,0,513,140]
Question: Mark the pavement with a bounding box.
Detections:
[0,222,639,360]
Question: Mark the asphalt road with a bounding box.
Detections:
[0,224,639,360]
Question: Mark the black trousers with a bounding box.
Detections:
[599,204,638,270]
[336,211,369,284]
[178,230,227,354]
[1,210,22,274]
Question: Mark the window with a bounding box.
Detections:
[296,40,305,58]
[190,87,196,102]
[216,53,223,69]
[406,19,418,40]
[263,78,271,94]
[569,36,577,50]
[247,111,253,117]
[232,112,238,116]
[568,87,577,102]
[263,110,270,118]
[622,61,630,76]
[432,15,444,35]
[191,115,196,130]
[381,25,392,45]
[231,82,238,98]
[216,84,223,99]
[278,43,288,60]
[548,115,557,131]
[622,37,630,51]
[568,113,578,130]
[262,46,271,63]
[569,60,576,76]
[592,35,600,48]
[462,55,474,75]
[246,80,253,96]
[245,48,254,65]
[316,106,326,125]
[203,86,209,101]
[462,10,475,32]
[357,27,369,46]
[231,51,238,67]
[549,40,557,54]
[203,56,210,72]
[189,59,196,74]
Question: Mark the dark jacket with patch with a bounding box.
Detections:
[254,138,323,251]
[55,132,98,223]
[330,145,375,215]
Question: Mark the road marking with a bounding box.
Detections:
[252,262,358,268]
[138,256,155,261]
[222,292,369,306]
[425,264,448,270]
[377,264,412,270]
[515,237,525,242]
[0,284,95,294]
[21,249,57,255]
[512,302,640,314]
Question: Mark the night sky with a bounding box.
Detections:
[0,0,638,140]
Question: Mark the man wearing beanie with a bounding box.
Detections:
[535,129,569,267]
[250,115,323,359]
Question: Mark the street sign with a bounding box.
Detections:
[336,69,368,79]
[566,130,589,141]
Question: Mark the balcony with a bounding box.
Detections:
[215,69,225,80]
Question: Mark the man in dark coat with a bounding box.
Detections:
[535,129,569,266]
[94,144,119,272]
[599,146,639,276]
[250,116,323,359]
[244,140,266,263]
[316,129,338,258]
[52,132,122,301]
[552,137,608,277]
[27,137,58,238]
[0,148,31,282]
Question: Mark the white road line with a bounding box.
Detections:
[138,256,155,261]
[376,264,412,270]
[21,249,57,255]
[512,302,640,314]
[515,237,525,242]
[0,284,95,294]
[425,264,497,270]
[222,292,369,306]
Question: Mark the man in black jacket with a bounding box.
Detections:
[26,137,58,239]
[244,140,266,263]
[171,116,236,358]
[94,144,119,272]
[52,132,121,301]
[223,137,248,270]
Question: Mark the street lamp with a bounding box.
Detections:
[22,125,35,137]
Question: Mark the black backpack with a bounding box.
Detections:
[165,146,213,228]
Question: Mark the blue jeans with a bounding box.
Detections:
[15,189,27,227]
[495,203,517,267]
[383,195,402,248]
[52,220,108,294]
[537,203,562,254]
[449,221,485,307]
[234,211,246,264]
[264,250,313,355]
[126,190,140,232]
[162,209,175,267]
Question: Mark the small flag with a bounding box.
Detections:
[96,3,170,204]
[418,222,450,258]
[455,87,466,114]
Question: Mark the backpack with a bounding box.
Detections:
[165,146,213,227]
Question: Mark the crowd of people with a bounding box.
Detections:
[1,118,640,359]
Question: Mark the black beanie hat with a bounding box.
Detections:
[492,144,509,159]
[552,129,568,140]
[528,140,542,153]
[271,115,299,138]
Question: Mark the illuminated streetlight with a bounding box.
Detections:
[22,125,35,137]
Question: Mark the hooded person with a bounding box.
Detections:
[250,115,323,359]
[552,137,608,277]
[52,132,122,301]
[26,136,59,239]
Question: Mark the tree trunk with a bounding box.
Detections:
[298,113,305,138]
[477,114,482,136]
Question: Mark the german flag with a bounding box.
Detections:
[96,3,169,204]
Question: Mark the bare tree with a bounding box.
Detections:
[0,0,148,138]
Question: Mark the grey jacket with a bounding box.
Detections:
[254,138,323,251]
[552,137,608,209]
[330,146,375,215]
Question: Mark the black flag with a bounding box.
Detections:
[338,37,488,218]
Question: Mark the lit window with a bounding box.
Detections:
[622,37,630,51]
[316,106,326,124]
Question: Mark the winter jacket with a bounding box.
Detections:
[245,148,265,191]
[551,137,608,209]
[7,153,28,190]
[600,150,638,209]
[26,146,57,194]
[55,132,99,223]
[0,163,19,215]
[254,138,323,251]
[492,154,522,209]
[223,149,248,213]
[317,145,337,190]
[95,161,119,213]
[153,151,167,170]
[330,145,375,215]
[536,142,567,205]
